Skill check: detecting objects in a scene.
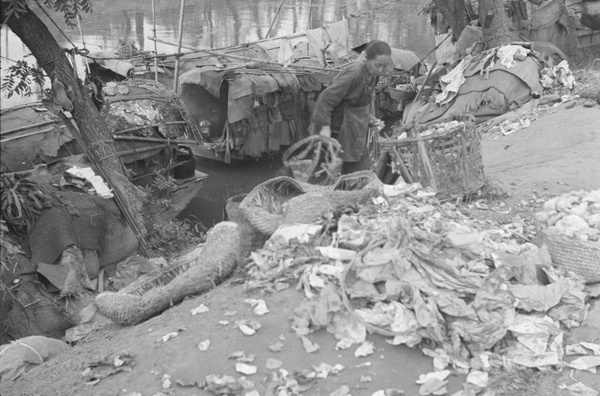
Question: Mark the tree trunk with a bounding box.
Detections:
[433,0,468,40]
[478,0,518,48]
[4,4,148,241]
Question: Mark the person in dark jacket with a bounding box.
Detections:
[310,40,392,174]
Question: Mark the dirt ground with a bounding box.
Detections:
[1,102,599,396]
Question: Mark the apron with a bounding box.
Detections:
[332,77,375,162]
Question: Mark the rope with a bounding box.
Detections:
[0,340,44,364]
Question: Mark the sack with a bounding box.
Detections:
[582,0,600,30]
[0,336,69,384]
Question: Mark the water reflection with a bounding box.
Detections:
[66,0,433,54]
[1,0,434,108]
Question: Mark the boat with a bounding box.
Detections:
[82,19,423,163]
[0,80,207,223]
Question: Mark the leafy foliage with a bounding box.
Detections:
[140,172,205,257]
[0,174,52,235]
[40,0,94,28]
[1,0,94,98]
[1,0,29,24]
[1,60,46,98]
[2,0,93,28]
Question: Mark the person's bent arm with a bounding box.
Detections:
[310,68,356,133]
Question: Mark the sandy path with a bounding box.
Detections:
[482,105,600,201]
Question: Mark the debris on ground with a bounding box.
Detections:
[197,339,211,351]
[245,178,598,394]
[80,351,134,386]
[191,303,210,315]
[535,190,600,241]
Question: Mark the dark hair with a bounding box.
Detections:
[365,40,391,60]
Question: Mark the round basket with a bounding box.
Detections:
[538,226,600,284]
[282,135,342,183]
[239,177,306,235]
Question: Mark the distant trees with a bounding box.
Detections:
[432,0,518,47]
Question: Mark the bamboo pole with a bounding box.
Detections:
[151,0,159,82]
[112,135,197,144]
[413,61,437,105]
[307,0,313,31]
[266,0,286,39]
[112,145,168,157]
[1,120,57,136]
[113,120,187,135]
[147,36,331,71]
[77,14,91,74]
[0,127,64,143]
[173,0,186,94]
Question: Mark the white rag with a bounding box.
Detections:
[435,55,473,105]
[66,166,114,199]
[497,45,530,69]
[554,60,576,89]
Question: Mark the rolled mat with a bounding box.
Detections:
[94,222,241,325]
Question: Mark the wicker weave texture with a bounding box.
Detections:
[381,115,485,200]
[239,173,381,235]
[540,228,600,284]
[95,222,241,325]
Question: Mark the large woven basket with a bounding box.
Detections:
[239,177,306,235]
[379,114,485,200]
[239,174,378,235]
[282,189,374,225]
[538,226,600,284]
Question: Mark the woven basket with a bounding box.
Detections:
[380,114,485,201]
[282,135,342,183]
[282,189,374,225]
[296,171,383,193]
[239,175,377,235]
[538,226,600,284]
[239,177,306,235]
[333,171,384,193]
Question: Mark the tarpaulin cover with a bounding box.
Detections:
[26,173,137,271]
[178,68,226,98]
[229,74,281,100]
[405,52,545,125]
[390,48,421,72]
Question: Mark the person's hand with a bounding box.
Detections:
[369,117,384,131]
[319,125,332,138]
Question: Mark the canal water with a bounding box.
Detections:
[1,0,435,227]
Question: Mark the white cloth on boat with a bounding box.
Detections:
[435,55,472,105]
[66,166,113,199]
[497,45,531,69]
[306,19,349,66]
[278,37,295,67]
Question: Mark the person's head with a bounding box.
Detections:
[364,40,392,75]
